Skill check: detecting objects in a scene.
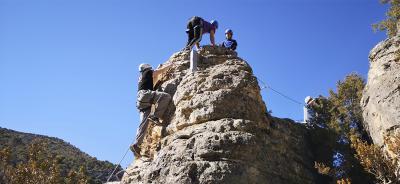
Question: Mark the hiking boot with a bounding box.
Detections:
[130,144,141,157]
[181,46,191,52]
[148,115,163,126]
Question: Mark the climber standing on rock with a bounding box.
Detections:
[304,96,315,124]
[304,96,326,125]
[184,16,218,50]
[131,63,172,157]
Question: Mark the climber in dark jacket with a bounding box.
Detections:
[131,63,171,157]
[185,16,218,50]
[221,29,238,51]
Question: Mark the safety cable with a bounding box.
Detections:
[257,78,305,107]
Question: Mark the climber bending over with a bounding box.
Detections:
[185,16,218,50]
[131,63,172,157]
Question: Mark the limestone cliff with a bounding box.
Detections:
[361,35,400,146]
[122,46,321,184]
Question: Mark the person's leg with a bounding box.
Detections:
[131,109,150,157]
[186,17,195,47]
[193,25,203,46]
[186,17,203,49]
[187,26,202,49]
[137,90,154,110]
[186,29,194,47]
[134,109,151,146]
[151,91,171,119]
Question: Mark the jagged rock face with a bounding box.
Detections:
[361,36,400,146]
[122,46,319,184]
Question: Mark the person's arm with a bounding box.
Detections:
[196,42,201,50]
[153,64,172,79]
[309,99,317,107]
[210,30,215,46]
[232,40,237,50]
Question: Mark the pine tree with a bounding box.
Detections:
[309,74,375,183]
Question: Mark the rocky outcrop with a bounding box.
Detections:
[361,35,400,146]
[122,46,320,184]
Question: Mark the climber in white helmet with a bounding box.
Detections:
[131,63,172,157]
[304,96,316,123]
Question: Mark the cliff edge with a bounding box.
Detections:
[361,36,400,146]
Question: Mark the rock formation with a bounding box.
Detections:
[122,46,321,184]
[361,35,400,146]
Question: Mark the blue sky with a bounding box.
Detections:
[0,0,388,168]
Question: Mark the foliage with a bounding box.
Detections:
[309,73,400,183]
[373,0,400,37]
[0,128,123,183]
[314,162,334,176]
[351,133,400,184]
[308,73,375,183]
[0,140,95,184]
[336,178,351,184]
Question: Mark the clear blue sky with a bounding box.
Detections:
[0,0,388,168]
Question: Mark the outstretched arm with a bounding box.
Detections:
[152,63,174,88]
[210,30,215,46]
[153,64,172,79]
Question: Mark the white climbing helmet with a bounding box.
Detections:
[138,63,152,72]
[305,96,313,104]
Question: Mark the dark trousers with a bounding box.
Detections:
[186,16,203,48]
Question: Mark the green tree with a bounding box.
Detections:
[373,0,400,37]
[309,74,375,183]
[0,139,95,184]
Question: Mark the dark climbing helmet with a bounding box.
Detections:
[210,20,218,29]
[225,29,233,34]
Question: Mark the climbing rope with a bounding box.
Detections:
[257,78,305,107]
[106,140,132,182]
[106,94,164,182]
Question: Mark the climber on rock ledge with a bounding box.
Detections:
[184,16,218,51]
[130,63,172,157]
[221,29,238,51]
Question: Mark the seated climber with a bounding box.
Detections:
[184,16,218,50]
[221,29,238,51]
[130,63,172,157]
